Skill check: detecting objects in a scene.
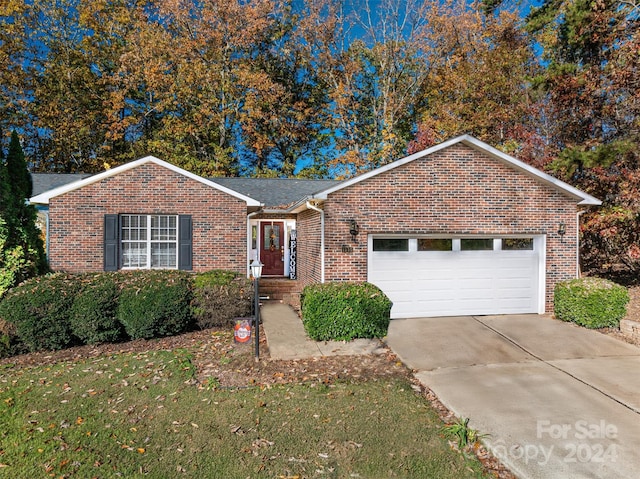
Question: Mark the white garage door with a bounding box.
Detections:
[368,236,545,318]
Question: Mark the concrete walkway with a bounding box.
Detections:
[387,314,640,479]
[260,301,383,360]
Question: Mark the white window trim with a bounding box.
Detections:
[121,214,179,270]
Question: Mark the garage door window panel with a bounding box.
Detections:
[418,238,453,251]
[502,238,534,250]
[373,238,409,252]
[461,238,494,251]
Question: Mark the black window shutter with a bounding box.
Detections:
[178,215,192,271]
[104,214,119,271]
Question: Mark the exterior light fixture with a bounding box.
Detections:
[249,260,263,362]
[250,260,263,280]
[557,222,566,243]
[349,219,360,243]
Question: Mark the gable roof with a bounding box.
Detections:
[29,156,262,207]
[209,177,341,208]
[312,135,601,206]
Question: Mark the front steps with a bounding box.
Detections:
[258,278,302,310]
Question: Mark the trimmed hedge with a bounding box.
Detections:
[190,270,253,328]
[70,273,124,344]
[554,277,629,329]
[0,273,80,351]
[0,269,254,354]
[301,282,392,341]
[116,271,194,340]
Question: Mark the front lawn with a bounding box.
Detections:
[0,336,491,478]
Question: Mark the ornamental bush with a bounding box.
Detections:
[554,277,629,329]
[116,271,194,340]
[0,273,79,351]
[0,318,26,358]
[301,282,392,341]
[190,270,253,328]
[70,273,124,344]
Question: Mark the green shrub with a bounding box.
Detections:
[301,282,392,341]
[554,277,629,329]
[190,270,253,329]
[116,271,194,340]
[0,318,27,358]
[70,273,124,344]
[0,273,80,351]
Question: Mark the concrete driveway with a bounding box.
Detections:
[386,315,640,479]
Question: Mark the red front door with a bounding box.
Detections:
[260,222,285,276]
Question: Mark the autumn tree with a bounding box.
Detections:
[239,4,330,177]
[299,0,431,177]
[409,0,544,162]
[105,0,289,176]
[524,0,640,276]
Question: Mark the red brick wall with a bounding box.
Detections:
[321,144,580,313]
[296,208,323,288]
[48,162,247,273]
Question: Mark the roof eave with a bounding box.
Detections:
[28,156,262,207]
[312,134,601,206]
[285,196,325,214]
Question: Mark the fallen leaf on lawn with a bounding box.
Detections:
[137,448,145,454]
[191,423,199,428]
[252,438,274,448]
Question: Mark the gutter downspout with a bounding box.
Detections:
[247,211,261,277]
[577,210,586,278]
[306,201,325,283]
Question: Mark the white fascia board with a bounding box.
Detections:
[29,156,262,207]
[286,197,325,214]
[312,134,601,206]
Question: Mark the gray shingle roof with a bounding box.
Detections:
[31,173,93,197]
[31,172,341,209]
[209,177,342,208]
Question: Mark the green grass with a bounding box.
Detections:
[0,351,488,478]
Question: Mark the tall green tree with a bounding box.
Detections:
[0,132,47,297]
[7,131,33,199]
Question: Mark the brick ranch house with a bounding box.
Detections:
[30,135,600,319]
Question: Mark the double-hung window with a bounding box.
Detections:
[104,214,191,271]
[121,215,178,269]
